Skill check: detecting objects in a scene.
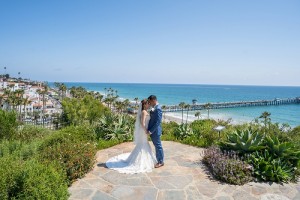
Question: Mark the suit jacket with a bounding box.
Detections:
[148,104,163,135]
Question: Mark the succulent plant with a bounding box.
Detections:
[220,128,265,153]
[247,150,294,182]
[174,123,194,140]
[265,135,300,160]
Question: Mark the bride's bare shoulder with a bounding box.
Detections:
[142,110,149,115]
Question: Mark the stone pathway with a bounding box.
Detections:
[69,141,300,200]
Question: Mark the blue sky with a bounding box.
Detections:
[0,0,299,86]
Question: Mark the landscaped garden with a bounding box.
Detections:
[0,87,299,199]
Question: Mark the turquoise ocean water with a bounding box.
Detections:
[49,82,300,127]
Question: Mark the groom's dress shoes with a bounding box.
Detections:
[155,163,164,168]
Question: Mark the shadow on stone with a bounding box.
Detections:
[97,163,108,168]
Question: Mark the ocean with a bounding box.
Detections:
[49,82,300,127]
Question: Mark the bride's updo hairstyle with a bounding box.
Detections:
[141,99,148,111]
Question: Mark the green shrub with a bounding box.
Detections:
[190,120,220,146]
[203,146,253,185]
[38,130,97,183]
[0,110,18,140]
[97,139,124,150]
[18,159,69,199]
[0,156,68,200]
[61,95,109,125]
[290,126,300,148]
[0,156,23,199]
[16,125,51,142]
[0,140,40,160]
[181,134,206,147]
[161,122,178,141]
[59,125,96,142]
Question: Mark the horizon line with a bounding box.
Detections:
[45,81,300,88]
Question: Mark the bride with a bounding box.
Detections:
[106,99,157,174]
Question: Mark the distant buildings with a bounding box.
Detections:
[0,78,62,119]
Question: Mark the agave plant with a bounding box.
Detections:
[220,128,265,153]
[247,150,294,182]
[265,135,300,160]
[174,123,194,140]
[96,113,133,141]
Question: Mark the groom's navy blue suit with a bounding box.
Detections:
[148,104,164,164]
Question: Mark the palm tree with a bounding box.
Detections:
[0,95,3,110]
[94,92,103,102]
[122,99,130,113]
[41,86,49,127]
[195,111,201,120]
[192,99,197,105]
[179,102,185,124]
[185,104,191,123]
[161,105,167,119]
[259,111,271,133]
[104,87,107,97]
[204,103,212,119]
[134,97,139,108]
[3,88,11,110]
[115,101,123,113]
[23,97,31,119]
[60,84,67,99]
[54,82,61,99]
[15,89,25,120]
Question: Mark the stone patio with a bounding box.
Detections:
[69,141,300,200]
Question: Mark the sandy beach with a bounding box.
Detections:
[162,112,251,125]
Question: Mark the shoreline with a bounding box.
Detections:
[162,112,248,125]
[49,83,299,128]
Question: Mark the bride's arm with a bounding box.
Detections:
[140,110,148,133]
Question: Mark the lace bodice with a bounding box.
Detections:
[145,114,150,129]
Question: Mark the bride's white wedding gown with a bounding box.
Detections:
[106,115,157,174]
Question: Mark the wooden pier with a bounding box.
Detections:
[163,97,300,112]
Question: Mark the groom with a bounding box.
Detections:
[147,95,164,168]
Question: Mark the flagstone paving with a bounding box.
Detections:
[69,141,300,200]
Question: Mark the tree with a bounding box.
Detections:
[178,102,185,124]
[192,99,197,105]
[204,103,212,119]
[94,92,103,102]
[195,111,201,120]
[134,97,139,109]
[61,94,109,125]
[60,83,67,99]
[15,89,25,120]
[104,88,118,109]
[3,89,12,111]
[0,95,3,110]
[123,99,130,112]
[185,104,191,123]
[23,97,31,119]
[161,105,167,119]
[40,86,48,127]
[259,111,271,133]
